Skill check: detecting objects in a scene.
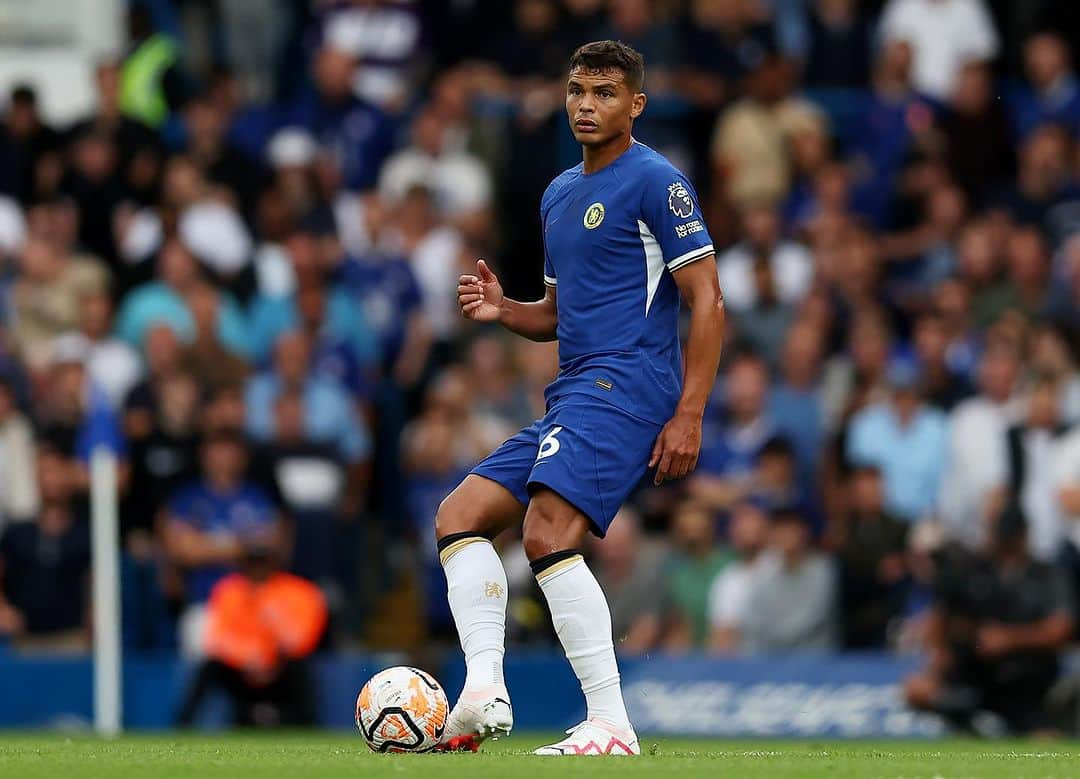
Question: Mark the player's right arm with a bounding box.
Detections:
[458,259,558,342]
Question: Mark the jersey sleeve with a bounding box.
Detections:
[640,168,714,272]
[541,199,557,287]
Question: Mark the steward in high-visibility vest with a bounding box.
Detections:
[120,32,179,129]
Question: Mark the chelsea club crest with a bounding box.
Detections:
[583,202,605,229]
[668,181,694,218]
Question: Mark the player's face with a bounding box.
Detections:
[565,67,645,146]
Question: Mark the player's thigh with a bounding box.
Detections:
[521,488,592,560]
[435,474,525,540]
[524,401,659,544]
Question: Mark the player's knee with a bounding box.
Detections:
[521,498,575,562]
[434,491,473,541]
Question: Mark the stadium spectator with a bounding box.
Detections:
[707,500,770,654]
[663,501,732,650]
[0,85,61,203]
[286,42,396,191]
[802,0,873,89]
[938,336,1023,550]
[911,312,973,412]
[176,538,326,727]
[691,354,778,515]
[1056,422,1080,599]
[589,508,667,656]
[878,0,999,101]
[741,506,837,653]
[834,466,909,649]
[1009,31,1080,141]
[904,503,1074,734]
[0,377,38,526]
[162,428,283,656]
[768,322,826,479]
[244,330,372,472]
[76,289,142,409]
[846,360,947,523]
[10,236,109,373]
[996,373,1072,562]
[0,446,91,651]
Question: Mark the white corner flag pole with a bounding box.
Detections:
[91,446,122,736]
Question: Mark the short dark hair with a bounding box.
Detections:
[568,40,645,92]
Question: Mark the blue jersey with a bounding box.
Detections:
[541,141,714,424]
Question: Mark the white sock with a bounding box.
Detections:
[441,536,507,690]
[535,554,631,729]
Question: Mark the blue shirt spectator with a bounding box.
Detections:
[247,286,378,368]
[846,365,948,522]
[1007,32,1080,140]
[164,431,279,604]
[336,250,423,369]
[244,331,372,464]
[286,45,396,191]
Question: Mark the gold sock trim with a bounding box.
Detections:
[438,536,489,566]
[534,553,584,583]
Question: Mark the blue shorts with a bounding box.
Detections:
[471,396,663,537]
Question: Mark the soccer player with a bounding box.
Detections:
[436,40,725,756]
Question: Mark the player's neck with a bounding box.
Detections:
[581,133,634,175]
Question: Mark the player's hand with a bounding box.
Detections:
[458,259,503,323]
[649,410,702,485]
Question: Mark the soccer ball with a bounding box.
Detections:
[355,666,449,752]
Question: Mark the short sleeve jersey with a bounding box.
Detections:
[541,140,714,424]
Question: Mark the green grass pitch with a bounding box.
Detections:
[2,733,1079,778]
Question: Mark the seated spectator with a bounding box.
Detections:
[1029,323,1080,425]
[769,322,826,482]
[180,282,250,390]
[34,333,127,490]
[245,331,372,468]
[335,193,430,386]
[990,124,1073,233]
[122,371,201,544]
[77,288,142,409]
[286,42,395,191]
[377,104,493,229]
[878,0,998,101]
[846,360,947,522]
[741,506,837,653]
[123,323,187,440]
[0,376,38,526]
[589,508,667,656]
[691,353,777,512]
[0,445,90,651]
[176,540,326,727]
[834,466,909,649]
[163,430,283,648]
[912,312,973,412]
[115,238,250,358]
[1008,31,1080,141]
[10,236,108,372]
[996,373,1072,562]
[663,502,733,651]
[707,500,770,654]
[711,54,827,208]
[802,0,873,88]
[904,503,1074,734]
[247,230,378,366]
[938,336,1022,550]
[250,390,352,590]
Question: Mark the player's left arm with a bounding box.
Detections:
[650,256,725,485]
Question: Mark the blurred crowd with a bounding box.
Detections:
[1,0,1080,722]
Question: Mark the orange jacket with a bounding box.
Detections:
[204,572,328,679]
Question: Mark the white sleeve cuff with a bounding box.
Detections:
[666,244,714,271]
[543,275,557,286]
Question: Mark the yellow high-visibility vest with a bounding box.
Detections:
[120,34,178,128]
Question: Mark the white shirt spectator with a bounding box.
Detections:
[716,240,813,312]
[179,201,253,276]
[880,0,999,99]
[0,195,25,257]
[87,338,142,410]
[937,395,1018,549]
[379,149,492,218]
[1054,428,1080,552]
[706,558,758,641]
[409,226,463,342]
[324,1,422,109]
[1013,427,1069,561]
